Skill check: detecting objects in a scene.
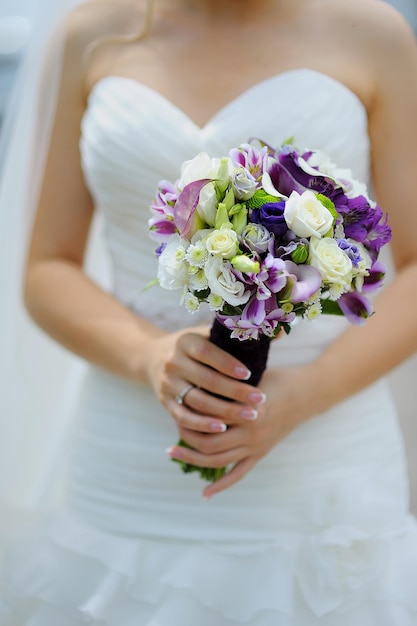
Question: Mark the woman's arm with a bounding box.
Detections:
[25,6,266,436]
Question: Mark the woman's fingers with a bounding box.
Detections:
[176,385,263,423]
[170,398,228,434]
[167,436,246,469]
[203,457,257,498]
[179,332,252,381]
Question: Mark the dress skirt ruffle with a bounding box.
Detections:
[2,509,417,625]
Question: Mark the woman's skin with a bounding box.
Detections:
[25,0,417,498]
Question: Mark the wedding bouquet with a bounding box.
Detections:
[148,139,392,481]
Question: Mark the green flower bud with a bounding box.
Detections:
[232,206,248,235]
[231,255,260,274]
[291,244,309,264]
[223,187,235,211]
[216,157,231,194]
[214,203,231,229]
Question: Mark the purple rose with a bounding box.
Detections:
[251,201,288,237]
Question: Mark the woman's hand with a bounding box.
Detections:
[145,326,268,435]
[166,363,324,498]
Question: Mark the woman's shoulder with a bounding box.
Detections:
[56,0,147,95]
[64,0,145,44]
[322,0,416,53]
[313,0,417,86]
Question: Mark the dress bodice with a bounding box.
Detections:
[80,68,370,358]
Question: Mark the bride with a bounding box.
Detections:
[1,0,417,623]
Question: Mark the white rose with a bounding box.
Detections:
[178,153,232,190]
[205,224,239,259]
[298,525,386,615]
[157,235,190,290]
[285,190,334,238]
[205,256,250,306]
[309,237,352,286]
[196,182,218,226]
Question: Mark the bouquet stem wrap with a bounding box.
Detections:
[210,318,271,387]
[174,318,271,482]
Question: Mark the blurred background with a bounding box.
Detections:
[0,0,417,509]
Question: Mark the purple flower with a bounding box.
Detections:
[267,146,348,210]
[337,239,362,267]
[150,180,178,219]
[229,143,269,181]
[251,201,288,237]
[148,216,178,243]
[219,294,294,341]
[240,223,274,254]
[172,178,211,239]
[284,260,322,303]
[340,200,392,257]
[362,260,386,293]
[337,291,374,325]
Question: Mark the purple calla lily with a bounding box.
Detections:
[173,179,211,239]
[362,260,386,293]
[337,291,374,325]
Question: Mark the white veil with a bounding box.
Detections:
[0,0,96,516]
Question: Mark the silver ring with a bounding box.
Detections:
[175,384,196,406]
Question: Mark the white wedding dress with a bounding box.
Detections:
[1,68,417,625]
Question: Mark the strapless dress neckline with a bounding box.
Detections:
[87,67,367,132]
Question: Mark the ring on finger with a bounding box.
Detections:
[175,384,196,406]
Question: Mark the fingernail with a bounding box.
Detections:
[166,446,181,459]
[240,408,258,421]
[235,366,251,380]
[210,422,227,433]
[203,494,212,501]
[249,391,267,405]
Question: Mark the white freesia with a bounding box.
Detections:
[157,235,190,290]
[205,257,250,306]
[298,525,386,615]
[309,237,353,287]
[205,224,239,259]
[178,152,233,190]
[285,190,334,238]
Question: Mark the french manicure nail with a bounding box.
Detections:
[210,422,227,433]
[166,446,181,459]
[249,391,267,405]
[235,366,251,380]
[241,408,258,421]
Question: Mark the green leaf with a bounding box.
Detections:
[281,136,295,147]
[316,193,338,222]
[320,299,344,316]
